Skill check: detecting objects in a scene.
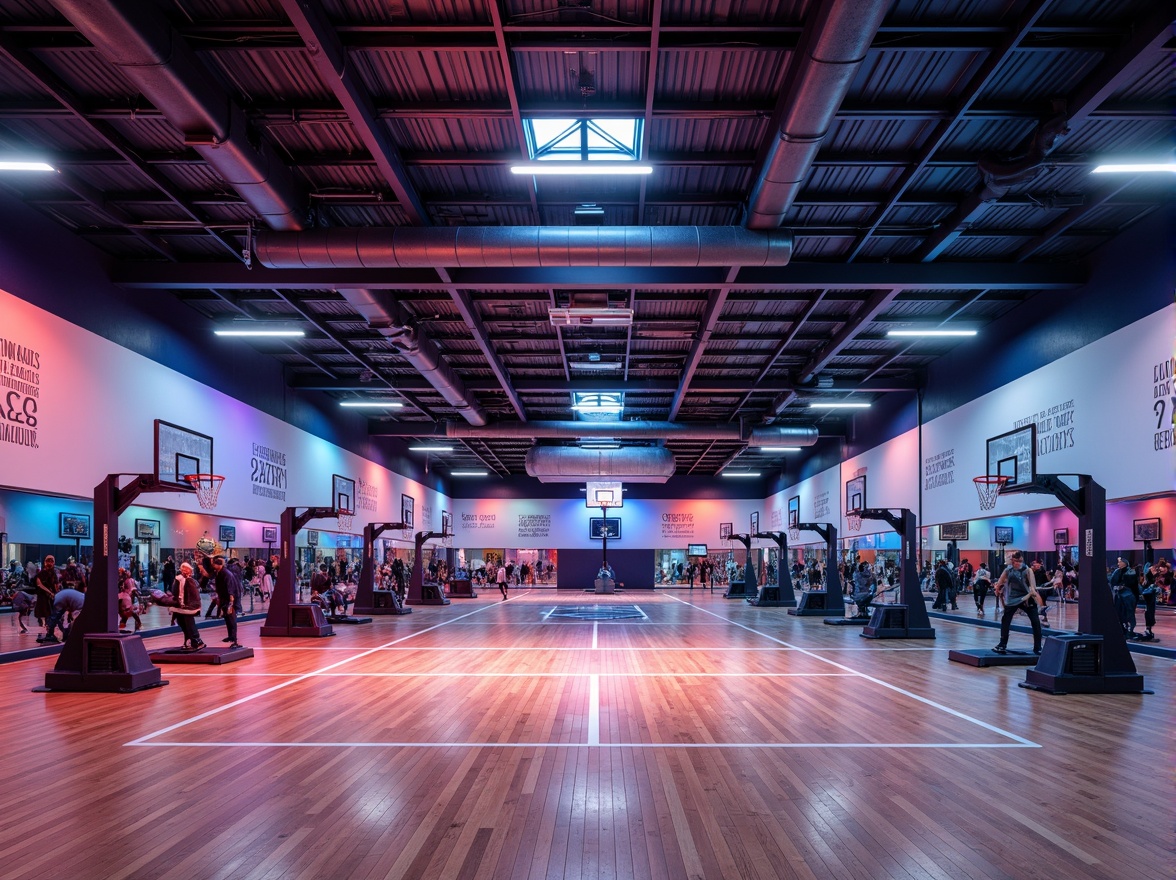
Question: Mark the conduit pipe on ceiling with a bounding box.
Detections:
[53,0,307,231]
[374,421,819,445]
[52,0,489,425]
[744,0,892,229]
[255,226,793,268]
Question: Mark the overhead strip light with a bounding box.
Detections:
[511,162,653,176]
[757,447,801,452]
[581,442,621,450]
[214,329,305,337]
[809,402,871,409]
[550,308,634,327]
[339,401,405,408]
[887,329,977,337]
[571,403,624,414]
[0,161,55,172]
[722,471,762,478]
[1091,163,1176,174]
[409,445,453,452]
[450,470,488,477]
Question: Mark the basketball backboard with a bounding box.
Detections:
[986,424,1036,490]
[586,480,623,508]
[845,475,866,513]
[155,419,214,490]
[333,474,356,515]
[787,495,800,528]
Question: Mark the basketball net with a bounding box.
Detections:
[973,475,1009,511]
[788,526,800,543]
[846,510,862,532]
[337,510,354,533]
[183,474,224,510]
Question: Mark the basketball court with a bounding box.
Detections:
[3,589,1169,879]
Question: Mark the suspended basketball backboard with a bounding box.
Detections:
[986,424,1036,491]
[586,480,623,508]
[155,420,214,491]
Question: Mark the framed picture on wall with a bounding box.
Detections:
[589,517,621,540]
[1133,518,1161,542]
[135,518,161,540]
[59,512,90,539]
[307,529,320,547]
[218,525,236,544]
[401,494,415,529]
[719,522,732,540]
[993,526,1014,544]
[938,521,969,541]
[262,526,278,544]
[1052,528,1069,545]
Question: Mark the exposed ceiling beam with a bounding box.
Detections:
[913,4,1174,263]
[668,266,741,420]
[842,0,1054,262]
[277,0,428,225]
[112,261,1088,291]
[0,31,243,261]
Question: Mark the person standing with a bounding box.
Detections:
[932,559,953,611]
[161,556,176,593]
[211,555,242,648]
[992,550,1043,655]
[117,568,142,633]
[497,563,508,600]
[33,555,58,639]
[973,563,992,615]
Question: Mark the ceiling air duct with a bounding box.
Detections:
[525,446,676,483]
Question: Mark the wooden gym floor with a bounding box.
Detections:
[0,590,1170,880]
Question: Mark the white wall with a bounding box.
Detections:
[0,287,448,547]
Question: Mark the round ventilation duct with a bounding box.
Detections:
[525,446,676,483]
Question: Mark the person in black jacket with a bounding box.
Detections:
[932,559,954,610]
[1110,557,1140,635]
[211,555,242,648]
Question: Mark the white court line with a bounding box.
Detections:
[666,593,1041,748]
[159,671,857,679]
[587,674,600,745]
[130,741,1034,750]
[592,621,598,649]
[125,599,504,747]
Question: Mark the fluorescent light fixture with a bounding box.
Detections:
[450,470,488,477]
[0,161,55,172]
[887,329,977,337]
[574,204,605,216]
[214,328,305,337]
[581,442,621,450]
[339,400,405,408]
[722,471,762,478]
[511,162,652,176]
[550,308,634,327]
[809,402,871,409]
[757,446,801,452]
[1091,163,1176,174]
[408,445,453,452]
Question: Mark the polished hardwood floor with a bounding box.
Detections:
[0,590,1170,879]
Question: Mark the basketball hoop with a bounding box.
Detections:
[973,475,1009,511]
[337,511,354,533]
[788,526,800,543]
[183,474,224,510]
[846,510,862,532]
